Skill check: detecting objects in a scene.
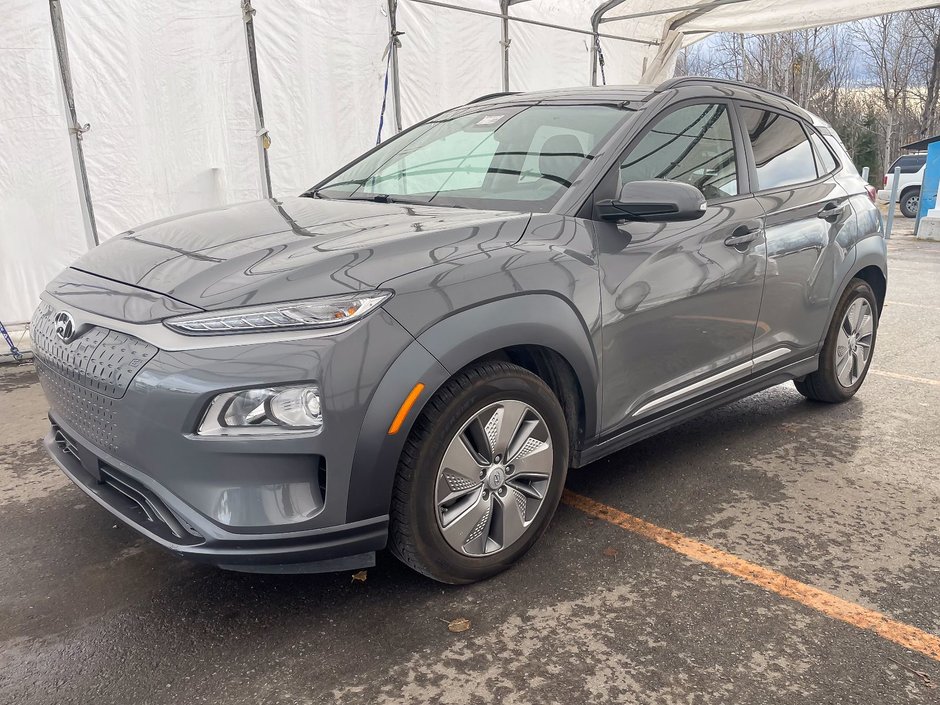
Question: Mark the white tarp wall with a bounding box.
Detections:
[1,1,86,328]
[3,0,938,325]
[254,0,388,196]
[63,1,261,240]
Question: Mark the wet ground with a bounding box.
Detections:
[1,215,939,704]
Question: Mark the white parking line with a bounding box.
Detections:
[870,369,940,387]
[886,301,940,312]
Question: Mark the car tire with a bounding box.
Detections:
[794,278,879,403]
[389,360,569,584]
[900,188,920,219]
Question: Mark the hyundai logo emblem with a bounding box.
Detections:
[53,311,76,343]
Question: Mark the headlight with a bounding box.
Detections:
[197,385,323,435]
[165,291,392,335]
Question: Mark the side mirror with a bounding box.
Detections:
[596,180,707,223]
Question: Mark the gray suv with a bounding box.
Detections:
[34,78,886,583]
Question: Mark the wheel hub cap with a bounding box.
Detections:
[435,400,554,557]
[485,465,507,490]
[835,297,874,388]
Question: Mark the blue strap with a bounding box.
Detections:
[0,319,24,362]
[376,49,393,145]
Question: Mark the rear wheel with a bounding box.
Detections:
[900,188,920,218]
[389,361,568,584]
[794,278,878,403]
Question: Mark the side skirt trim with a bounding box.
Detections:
[574,354,817,467]
[631,347,792,418]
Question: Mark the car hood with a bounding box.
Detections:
[71,197,529,310]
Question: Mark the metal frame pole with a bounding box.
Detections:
[498,0,531,93]
[500,0,511,92]
[49,0,98,249]
[600,0,753,24]
[242,0,272,199]
[884,166,901,240]
[409,0,657,45]
[387,0,404,134]
[590,1,630,86]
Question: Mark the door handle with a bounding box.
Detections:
[724,227,760,249]
[817,200,848,221]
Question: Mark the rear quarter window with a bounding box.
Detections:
[809,132,838,175]
[739,107,818,190]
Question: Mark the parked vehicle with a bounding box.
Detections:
[878,152,926,218]
[34,77,886,583]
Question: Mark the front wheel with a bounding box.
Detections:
[389,361,569,584]
[794,278,879,403]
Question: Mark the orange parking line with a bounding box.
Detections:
[562,490,940,663]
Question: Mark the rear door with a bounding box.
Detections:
[737,105,855,365]
[593,100,767,431]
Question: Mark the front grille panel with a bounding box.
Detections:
[31,301,157,398]
[38,361,121,451]
[32,300,159,453]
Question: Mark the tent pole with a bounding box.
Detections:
[590,1,630,87]
[49,0,98,249]
[242,1,272,199]
[408,0,657,45]
[498,1,530,93]
[601,0,752,24]
[500,0,511,92]
[388,0,404,133]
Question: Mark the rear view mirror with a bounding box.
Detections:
[596,180,707,223]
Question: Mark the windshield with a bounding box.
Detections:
[312,104,632,212]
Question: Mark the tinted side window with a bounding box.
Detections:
[740,107,817,190]
[619,103,738,201]
[809,132,838,175]
[889,155,926,173]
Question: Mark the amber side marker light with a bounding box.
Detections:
[388,383,425,435]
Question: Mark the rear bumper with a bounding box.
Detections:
[45,417,387,573]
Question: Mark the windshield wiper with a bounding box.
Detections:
[301,191,461,208]
[341,194,433,206]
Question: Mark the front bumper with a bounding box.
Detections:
[32,294,418,572]
[45,416,386,572]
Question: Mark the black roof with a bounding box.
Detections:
[467,77,810,121]
[901,136,940,152]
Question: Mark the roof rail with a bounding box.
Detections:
[466,91,519,105]
[652,76,799,107]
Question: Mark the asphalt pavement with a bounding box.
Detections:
[1,213,938,704]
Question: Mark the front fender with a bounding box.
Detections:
[415,294,600,438]
[346,294,601,523]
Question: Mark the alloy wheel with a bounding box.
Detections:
[905,194,919,214]
[835,297,874,387]
[435,400,554,556]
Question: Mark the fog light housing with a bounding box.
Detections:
[198,385,323,435]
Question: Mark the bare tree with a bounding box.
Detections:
[675,11,930,177]
[851,14,919,170]
[910,8,940,136]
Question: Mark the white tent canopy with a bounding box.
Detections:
[1,0,934,324]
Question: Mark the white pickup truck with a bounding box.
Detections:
[878,152,926,218]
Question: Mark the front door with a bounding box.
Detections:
[594,101,767,433]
